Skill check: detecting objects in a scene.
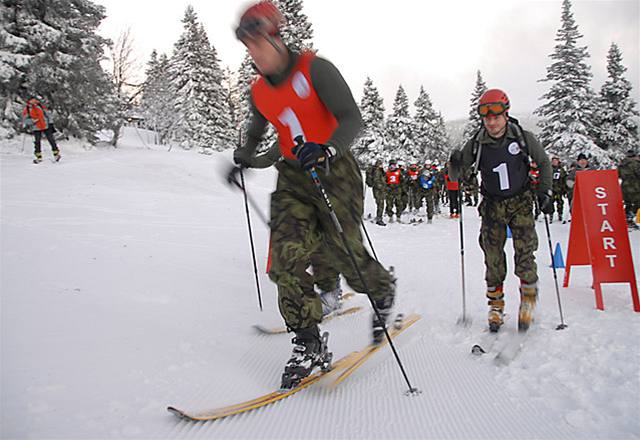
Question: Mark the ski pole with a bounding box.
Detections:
[228,171,270,227]
[239,168,263,311]
[540,203,567,330]
[456,186,470,326]
[454,142,483,326]
[360,220,379,262]
[306,164,418,395]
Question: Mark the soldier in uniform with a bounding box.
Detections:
[228,1,396,388]
[407,163,422,214]
[418,165,437,223]
[450,89,552,333]
[398,161,410,216]
[566,153,591,208]
[433,163,444,214]
[366,160,387,226]
[618,149,640,230]
[550,156,568,223]
[385,159,404,222]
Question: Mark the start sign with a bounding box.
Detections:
[563,170,639,312]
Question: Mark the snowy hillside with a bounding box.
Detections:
[1,128,639,439]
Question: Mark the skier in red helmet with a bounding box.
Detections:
[450,89,552,333]
[228,1,396,389]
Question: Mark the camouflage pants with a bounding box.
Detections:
[400,190,409,213]
[309,250,340,293]
[269,154,394,331]
[385,186,403,217]
[408,185,421,211]
[552,192,564,220]
[373,188,386,220]
[421,188,435,219]
[478,191,539,288]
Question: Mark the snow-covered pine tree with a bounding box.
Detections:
[224,66,240,145]
[412,86,438,163]
[169,6,232,153]
[597,42,639,158]
[353,77,385,166]
[275,0,314,52]
[140,51,175,145]
[462,70,487,141]
[0,0,117,142]
[385,85,414,162]
[534,0,606,166]
[235,53,256,137]
[431,111,451,163]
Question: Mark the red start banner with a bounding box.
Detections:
[563,170,639,312]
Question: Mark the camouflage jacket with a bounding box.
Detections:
[366,165,387,191]
[552,165,568,195]
[618,157,640,194]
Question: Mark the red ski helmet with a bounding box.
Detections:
[478,89,510,116]
[236,1,284,41]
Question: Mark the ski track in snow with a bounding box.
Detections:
[1,129,639,439]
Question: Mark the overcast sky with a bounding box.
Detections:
[95,0,639,121]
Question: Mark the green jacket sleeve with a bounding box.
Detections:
[248,142,282,169]
[310,57,362,158]
[234,96,268,165]
[449,138,476,182]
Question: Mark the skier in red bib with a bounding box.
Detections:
[228,1,396,389]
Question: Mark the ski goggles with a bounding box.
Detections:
[235,19,277,42]
[478,102,508,117]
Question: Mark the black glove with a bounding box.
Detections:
[537,190,554,215]
[226,165,244,186]
[293,141,335,171]
[450,150,463,168]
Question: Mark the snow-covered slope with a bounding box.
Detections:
[1,128,638,439]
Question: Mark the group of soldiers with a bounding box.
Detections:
[365,159,480,226]
[366,149,640,229]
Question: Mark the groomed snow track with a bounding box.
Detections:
[160,310,579,439]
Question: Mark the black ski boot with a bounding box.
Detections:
[375,217,386,226]
[372,268,397,344]
[280,326,332,390]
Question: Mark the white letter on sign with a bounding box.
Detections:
[605,255,617,268]
[595,187,607,199]
[597,203,608,216]
[603,237,617,250]
[601,220,614,233]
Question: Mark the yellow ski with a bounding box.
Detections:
[167,351,360,422]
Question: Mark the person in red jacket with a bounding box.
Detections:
[22,97,60,163]
[445,165,460,218]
